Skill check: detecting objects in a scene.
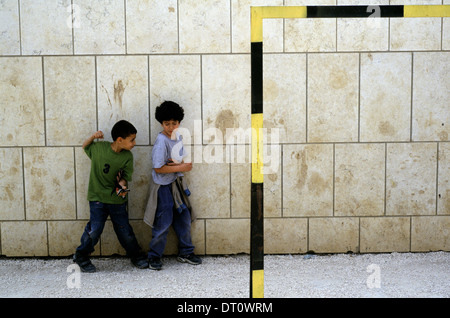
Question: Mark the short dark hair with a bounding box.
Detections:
[155,101,184,124]
[111,120,137,141]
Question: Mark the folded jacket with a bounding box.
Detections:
[143,176,195,227]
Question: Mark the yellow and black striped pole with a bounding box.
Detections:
[250,6,264,299]
[250,4,449,298]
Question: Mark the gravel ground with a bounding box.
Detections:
[0,252,448,298]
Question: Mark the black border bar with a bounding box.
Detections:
[307,5,404,18]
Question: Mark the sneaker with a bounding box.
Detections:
[131,255,149,269]
[148,257,162,270]
[177,253,202,265]
[73,253,96,273]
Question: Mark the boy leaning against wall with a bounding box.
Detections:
[73,120,148,272]
[144,101,201,270]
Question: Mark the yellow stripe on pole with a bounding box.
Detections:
[251,6,307,43]
[251,113,263,183]
[261,5,307,19]
[404,5,450,17]
[251,7,263,43]
[252,269,264,298]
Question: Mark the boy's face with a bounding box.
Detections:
[117,134,137,151]
[161,120,180,139]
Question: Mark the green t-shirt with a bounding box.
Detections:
[84,141,133,204]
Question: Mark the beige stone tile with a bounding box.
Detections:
[444,0,450,49]
[266,156,282,218]
[126,0,178,54]
[101,220,153,256]
[202,55,251,144]
[129,220,152,255]
[263,54,306,144]
[1,221,48,256]
[308,53,359,142]
[97,56,149,145]
[285,18,336,52]
[128,146,152,220]
[231,162,250,218]
[75,147,90,220]
[338,0,387,3]
[264,218,307,254]
[285,0,336,52]
[0,148,24,220]
[309,217,359,253]
[390,18,441,51]
[192,219,206,255]
[24,147,76,220]
[231,0,284,53]
[360,53,411,142]
[48,221,87,256]
[186,160,230,219]
[283,144,333,217]
[337,18,388,52]
[0,0,20,55]
[336,0,390,51]
[206,219,250,254]
[411,216,450,252]
[390,0,441,3]
[44,56,97,146]
[0,57,44,146]
[438,143,450,215]
[360,217,410,253]
[149,55,202,145]
[386,143,437,216]
[73,0,125,54]
[230,146,281,218]
[412,52,449,142]
[20,0,72,55]
[443,18,450,50]
[335,144,385,216]
[179,0,230,53]
[264,144,282,217]
[100,220,125,256]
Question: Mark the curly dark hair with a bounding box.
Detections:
[155,101,184,124]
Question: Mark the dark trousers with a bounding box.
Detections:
[76,201,142,258]
[148,184,194,258]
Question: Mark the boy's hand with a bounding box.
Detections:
[92,131,104,139]
[83,130,104,149]
[116,186,130,198]
[181,162,192,172]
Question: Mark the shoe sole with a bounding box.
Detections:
[73,259,96,273]
[148,265,162,270]
[177,256,201,265]
[79,266,96,273]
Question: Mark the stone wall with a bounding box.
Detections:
[0,0,448,257]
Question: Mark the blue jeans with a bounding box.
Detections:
[76,201,142,258]
[148,184,194,258]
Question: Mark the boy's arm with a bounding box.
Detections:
[154,162,192,174]
[118,156,133,189]
[82,131,104,149]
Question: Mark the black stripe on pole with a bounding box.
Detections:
[251,42,263,114]
[251,40,264,297]
[307,5,404,18]
[250,182,264,297]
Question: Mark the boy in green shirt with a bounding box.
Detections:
[73,120,148,272]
